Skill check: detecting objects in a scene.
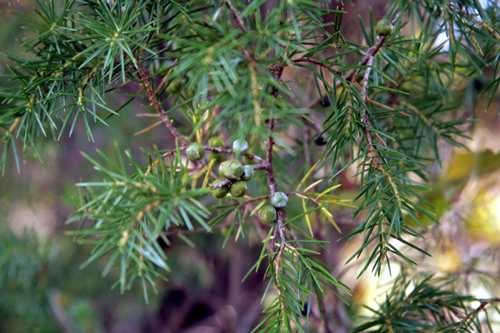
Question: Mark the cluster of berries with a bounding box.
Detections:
[185,137,289,225]
[185,138,255,200]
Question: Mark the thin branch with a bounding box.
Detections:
[344,15,399,83]
[225,0,248,33]
[134,120,163,136]
[266,64,291,297]
[4,117,21,136]
[136,56,188,146]
[459,298,500,329]
[211,178,232,189]
[265,64,285,196]
[275,219,286,293]
[353,15,400,169]
[360,56,379,169]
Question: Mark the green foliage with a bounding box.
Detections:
[0,227,110,333]
[352,273,500,333]
[2,0,500,331]
[68,146,211,298]
[0,228,58,330]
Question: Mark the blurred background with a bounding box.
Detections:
[1,1,500,332]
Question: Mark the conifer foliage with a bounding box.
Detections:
[2,0,500,331]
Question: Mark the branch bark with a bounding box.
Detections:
[225,0,248,33]
[136,57,188,146]
[360,56,379,169]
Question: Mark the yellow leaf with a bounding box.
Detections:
[322,200,357,208]
[303,179,323,193]
[296,162,318,191]
[316,184,341,200]
[309,194,341,200]
[182,157,189,191]
[250,200,267,216]
[303,199,313,236]
[321,207,341,233]
[202,159,216,188]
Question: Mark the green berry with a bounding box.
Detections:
[270,192,288,208]
[186,142,205,161]
[241,165,254,181]
[206,151,222,163]
[210,180,229,199]
[208,136,225,153]
[242,155,256,165]
[258,205,277,224]
[219,159,244,180]
[230,181,247,197]
[376,19,393,37]
[232,139,249,154]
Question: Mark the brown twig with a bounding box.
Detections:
[360,56,379,169]
[265,64,291,295]
[211,178,232,189]
[355,15,400,168]
[265,65,285,196]
[344,14,399,83]
[275,219,286,293]
[135,56,188,146]
[225,0,248,33]
[136,113,161,117]
[134,120,163,136]
[458,298,500,329]
[4,117,22,136]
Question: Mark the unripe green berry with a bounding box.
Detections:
[232,139,249,154]
[375,19,393,37]
[230,181,247,197]
[206,151,222,163]
[208,136,225,153]
[242,155,256,165]
[241,165,254,181]
[186,142,205,161]
[270,192,288,208]
[258,205,277,224]
[210,180,229,199]
[219,159,243,179]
